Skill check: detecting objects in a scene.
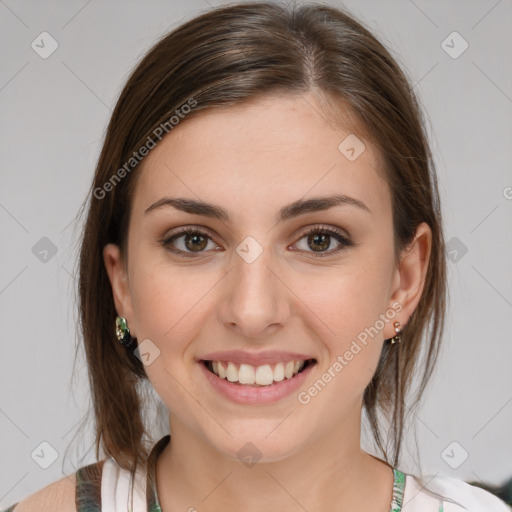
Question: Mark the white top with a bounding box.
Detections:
[99,456,511,512]
[101,458,147,512]
[401,471,511,511]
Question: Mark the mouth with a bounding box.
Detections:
[200,358,317,387]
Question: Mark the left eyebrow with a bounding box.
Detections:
[144,194,372,223]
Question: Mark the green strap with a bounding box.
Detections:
[390,469,406,511]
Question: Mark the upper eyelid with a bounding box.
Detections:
[163,224,348,239]
[163,225,218,242]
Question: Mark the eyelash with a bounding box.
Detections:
[161,224,353,258]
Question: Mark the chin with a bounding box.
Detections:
[209,429,307,465]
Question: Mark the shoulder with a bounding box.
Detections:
[4,458,106,512]
[404,472,512,511]
[6,473,77,512]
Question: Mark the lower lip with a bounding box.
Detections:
[198,360,316,405]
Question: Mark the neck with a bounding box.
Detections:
[155,410,394,512]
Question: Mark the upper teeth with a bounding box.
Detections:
[210,360,307,386]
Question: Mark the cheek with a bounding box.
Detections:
[296,261,390,339]
[129,253,217,352]
[128,263,205,398]
[292,258,391,389]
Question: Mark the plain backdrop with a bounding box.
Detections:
[1,0,511,507]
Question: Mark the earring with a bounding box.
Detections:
[390,321,402,344]
[116,316,133,346]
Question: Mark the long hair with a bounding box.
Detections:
[75,0,446,487]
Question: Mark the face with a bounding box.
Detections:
[104,91,430,462]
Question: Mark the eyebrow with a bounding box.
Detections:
[144,194,372,222]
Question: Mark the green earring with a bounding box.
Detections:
[116,316,132,346]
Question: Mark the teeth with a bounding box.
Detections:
[274,361,285,382]
[226,362,238,383]
[218,361,226,379]
[255,364,274,385]
[239,363,256,384]
[208,359,309,386]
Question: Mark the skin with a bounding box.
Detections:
[103,90,431,512]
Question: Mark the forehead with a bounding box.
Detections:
[131,92,391,220]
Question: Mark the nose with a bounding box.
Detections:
[217,245,290,339]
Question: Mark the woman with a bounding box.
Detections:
[4,2,510,511]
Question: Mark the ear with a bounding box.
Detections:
[103,243,136,337]
[384,222,432,339]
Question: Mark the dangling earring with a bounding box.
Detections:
[116,316,133,346]
[390,321,402,344]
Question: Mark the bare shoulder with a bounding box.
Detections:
[12,473,76,512]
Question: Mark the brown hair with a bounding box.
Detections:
[75,0,446,485]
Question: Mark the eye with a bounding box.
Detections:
[161,226,219,258]
[161,224,353,258]
[293,225,353,257]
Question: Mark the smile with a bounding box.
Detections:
[203,359,316,386]
[199,358,317,405]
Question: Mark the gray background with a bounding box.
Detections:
[1,0,511,507]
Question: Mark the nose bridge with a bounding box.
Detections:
[219,240,289,337]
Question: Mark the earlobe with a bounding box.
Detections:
[386,222,432,339]
[102,243,133,324]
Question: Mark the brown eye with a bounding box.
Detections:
[161,224,353,259]
[306,232,331,252]
[162,227,217,256]
[182,233,208,252]
[294,225,353,257]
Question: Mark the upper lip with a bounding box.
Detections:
[198,350,316,366]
